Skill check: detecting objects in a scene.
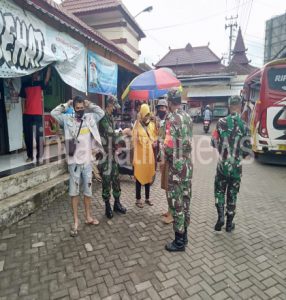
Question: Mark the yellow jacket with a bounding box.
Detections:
[132,104,158,185]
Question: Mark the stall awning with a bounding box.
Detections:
[187,86,240,98]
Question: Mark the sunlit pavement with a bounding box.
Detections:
[0,123,286,299]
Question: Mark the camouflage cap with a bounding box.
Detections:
[106,95,120,109]
[228,95,242,106]
[156,99,168,108]
[167,89,181,104]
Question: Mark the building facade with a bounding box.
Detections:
[264,12,286,63]
[62,0,145,64]
[155,30,258,118]
[0,0,143,157]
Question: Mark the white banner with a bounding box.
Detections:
[0,0,87,92]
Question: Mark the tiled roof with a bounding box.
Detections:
[62,0,120,14]
[155,44,221,67]
[16,0,141,70]
[62,0,145,38]
[174,63,227,76]
[230,27,252,69]
[232,27,247,53]
[227,62,258,75]
[231,53,250,65]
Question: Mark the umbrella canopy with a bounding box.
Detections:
[122,68,181,101]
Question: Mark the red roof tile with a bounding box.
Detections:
[155,44,221,67]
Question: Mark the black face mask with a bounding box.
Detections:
[157,111,166,120]
[75,109,85,119]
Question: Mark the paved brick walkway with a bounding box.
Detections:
[1,125,286,300]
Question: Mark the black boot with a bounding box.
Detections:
[183,227,188,246]
[214,204,225,231]
[114,199,127,214]
[226,211,235,232]
[105,200,113,219]
[165,232,185,252]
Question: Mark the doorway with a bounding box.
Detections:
[0,79,9,154]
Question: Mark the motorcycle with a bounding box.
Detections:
[203,120,211,133]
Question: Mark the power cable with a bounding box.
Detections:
[143,0,253,32]
[244,0,254,35]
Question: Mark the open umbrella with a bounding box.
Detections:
[122,68,181,101]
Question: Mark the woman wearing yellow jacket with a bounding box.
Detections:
[132,103,158,208]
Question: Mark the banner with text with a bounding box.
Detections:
[88,50,118,96]
[0,0,87,92]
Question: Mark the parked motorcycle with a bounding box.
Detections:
[203,120,211,133]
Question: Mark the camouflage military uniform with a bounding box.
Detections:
[98,113,121,201]
[164,108,193,235]
[211,111,251,231]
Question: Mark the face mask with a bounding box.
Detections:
[75,109,85,119]
[157,111,166,120]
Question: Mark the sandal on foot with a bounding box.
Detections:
[85,218,99,225]
[135,200,144,208]
[70,227,78,237]
[145,199,154,206]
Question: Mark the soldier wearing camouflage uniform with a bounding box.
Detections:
[211,96,251,232]
[98,96,127,219]
[164,90,193,252]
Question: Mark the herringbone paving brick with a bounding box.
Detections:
[0,124,286,299]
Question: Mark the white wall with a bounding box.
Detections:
[3,78,23,151]
[98,25,139,63]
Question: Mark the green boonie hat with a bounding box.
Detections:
[167,90,181,104]
[106,95,120,109]
[228,95,242,106]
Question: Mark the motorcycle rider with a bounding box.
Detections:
[203,105,212,122]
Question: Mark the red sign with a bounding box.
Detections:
[44,114,59,137]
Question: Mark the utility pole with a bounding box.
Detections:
[225,15,238,65]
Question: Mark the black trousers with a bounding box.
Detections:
[23,114,44,159]
[136,179,150,200]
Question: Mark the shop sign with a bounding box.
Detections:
[0,0,87,92]
[87,50,118,96]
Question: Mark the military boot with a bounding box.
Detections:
[183,227,188,246]
[105,200,113,219]
[114,199,127,214]
[214,204,225,231]
[226,211,235,232]
[165,232,185,252]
